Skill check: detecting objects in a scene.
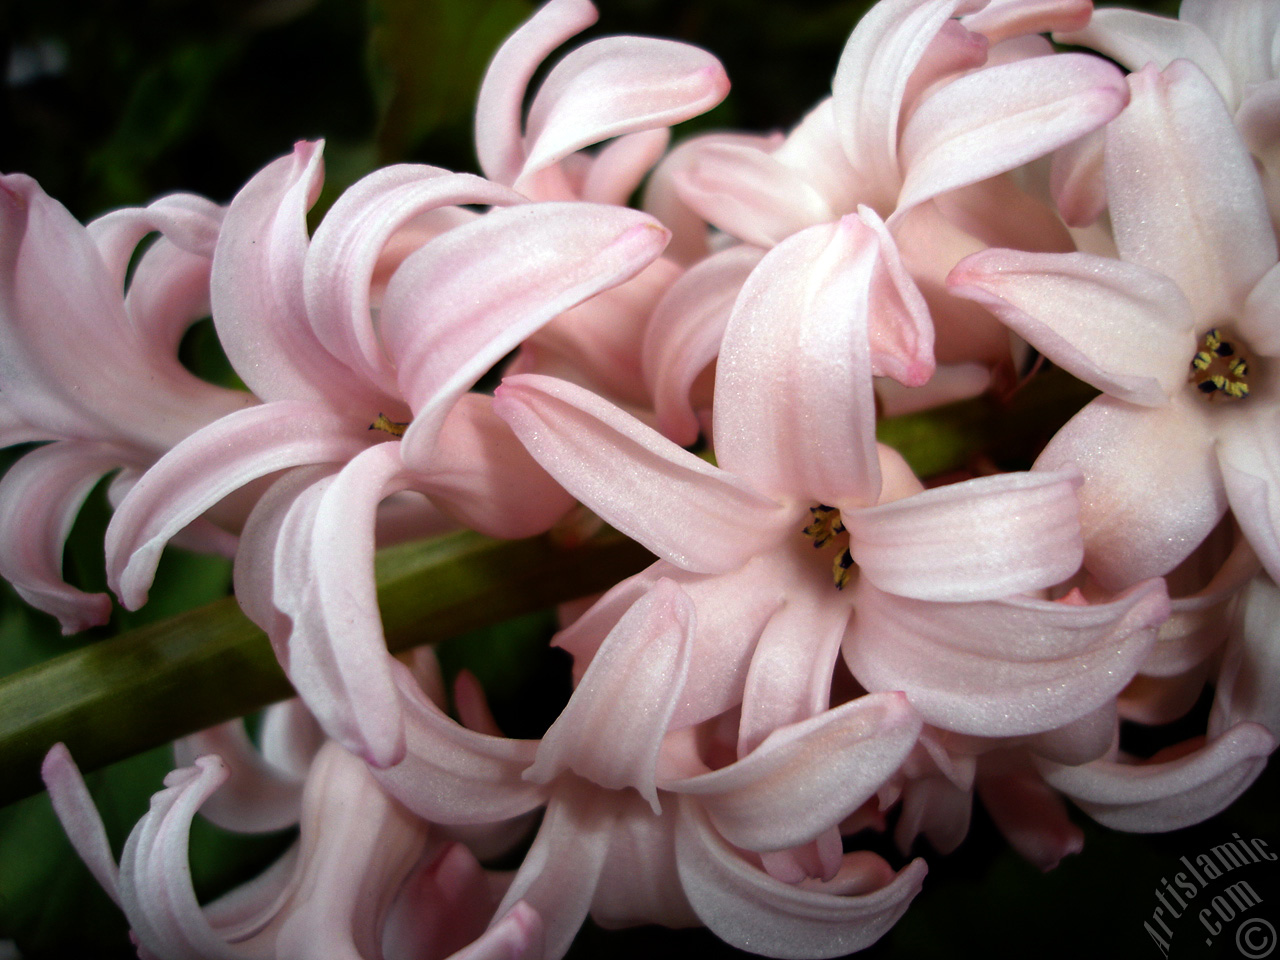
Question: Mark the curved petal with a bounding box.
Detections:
[581,128,671,206]
[669,693,921,854]
[1240,260,1280,358]
[848,468,1085,602]
[172,721,303,833]
[1180,0,1280,95]
[896,52,1127,217]
[418,393,574,540]
[211,141,383,408]
[1049,127,1107,228]
[676,799,928,960]
[1037,723,1276,832]
[519,36,730,184]
[381,202,669,468]
[303,165,523,393]
[474,0,599,185]
[845,578,1169,736]
[947,248,1196,404]
[1107,62,1277,321]
[963,0,1091,45]
[88,192,223,286]
[105,401,370,610]
[1211,573,1280,738]
[642,245,762,445]
[526,579,693,811]
[494,373,789,573]
[275,443,414,767]
[712,217,883,507]
[976,767,1083,871]
[831,0,980,207]
[0,440,120,632]
[41,744,122,906]
[1036,394,1226,590]
[371,660,547,824]
[1218,410,1280,586]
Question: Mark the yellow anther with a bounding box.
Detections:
[369,413,410,436]
[1188,328,1250,402]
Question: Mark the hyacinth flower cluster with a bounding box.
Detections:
[3,0,1279,957]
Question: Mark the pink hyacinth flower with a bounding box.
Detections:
[103,142,670,767]
[0,176,253,632]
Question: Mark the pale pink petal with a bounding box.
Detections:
[1055,9,1235,104]
[519,37,729,184]
[581,128,671,206]
[41,743,122,906]
[1025,700,1118,766]
[303,165,523,393]
[1180,0,1280,94]
[88,193,223,288]
[589,793,696,929]
[474,0,599,185]
[451,903,544,960]
[382,843,491,960]
[526,579,693,811]
[1036,395,1227,589]
[494,373,790,573]
[1037,723,1276,831]
[675,141,835,247]
[371,660,547,824]
[845,578,1169,736]
[858,208,936,386]
[676,800,928,959]
[831,0,981,207]
[1211,573,1280,737]
[736,587,851,756]
[172,721,303,833]
[105,402,369,609]
[381,203,668,468]
[259,699,325,780]
[670,693,921,854]
[211,141,384,409]
[1108,62,1277,321]
[712,217,883,507]
[893,776,971,856]
[977,768,1083,871]
[419,393,574,539]
[1238,80,1280,231]
[1240,260,1280,357]
[847,469,1085,602]
[949,250,1197,405]
[1218,412,1280,586]
[875,361,989,417]
[895,53,1127,216]
[963,0,1091,45]
[932,172,1075,256]
[119,237,212,362]
[642,245,762,445]
[899,20,989,117]
[492,784,613,960]
[0,440,120,632]
[1049,127,1107,227]
[275,443,415,767]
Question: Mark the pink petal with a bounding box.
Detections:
[211,141,385,409]
[1049,128,1107,227]
[1055,9,1235,103]
[494,373,789,573]
[303,165,523,393]
[675,140,834,247]
[642,245,762,444]
[454,903,544,960]
[492,784,614,960]
[845,578,1169,736]
[519,36,730,184]
[963,0,1091,45]
[419,393,575,539]
[1107,62,1277,321]
[172,721,302,833]
[1037,723,1276,831]
[977,768,1083,871]
[474,0,599,186]
[105,401,370,610]
[527,579,693,812]
[831,0,982,209]
[371,660,547,825]
[1218,412,1280,586]
[1037,395,1227,589]
[1211,574,1280,737]
[1180,0,1280,95]
[380,203,668,468]
[0,441,120,632]
[948,248,1196,404]
[847,469,1086,603]
[896,53,1128,216]
[581,128,671,206]
[88,192,223,288]
[675,799,928,959]
[670,693,922,854]
[712,216,883,508]
[1240,260,1280,357]
[41,744,122,906]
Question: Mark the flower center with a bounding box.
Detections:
[369,412,410,436]
[1188,328,1251,402]
[803,504,854,590]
